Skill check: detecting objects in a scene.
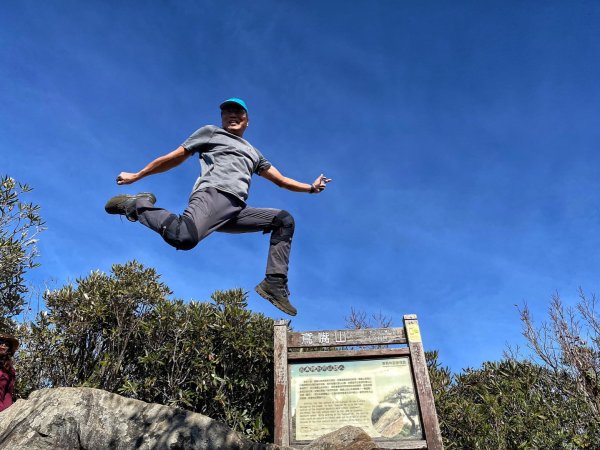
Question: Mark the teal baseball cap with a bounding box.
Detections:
[220,98,248,113]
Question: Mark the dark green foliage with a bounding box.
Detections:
[0,175,44,332]
[16,262,274,441]
[17,262,171,392]
[428,354,600,449]
[126,289,275,440]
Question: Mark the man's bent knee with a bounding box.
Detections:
[269,210,295,245]
[160,214,200,250]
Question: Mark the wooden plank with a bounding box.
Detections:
[273,320,290,447]
[404,315,444,450]
[295,439,428,449]
[376,440,428,449]
[288,347,411,360]
[288,327,407,348]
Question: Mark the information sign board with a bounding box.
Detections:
[273,314,444,449]
[290,357,423,442]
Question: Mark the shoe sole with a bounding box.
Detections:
[105,193,156,221]
[255,284,297,316]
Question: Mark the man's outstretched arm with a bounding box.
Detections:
[260,166,331,193]
[116,146,191,185]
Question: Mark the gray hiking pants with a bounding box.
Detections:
[134,187,293,276]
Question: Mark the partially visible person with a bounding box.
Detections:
[0,333,19,412]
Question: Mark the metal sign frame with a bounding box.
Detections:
[273,314,443,449]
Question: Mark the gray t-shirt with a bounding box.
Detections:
[182,125,271,202]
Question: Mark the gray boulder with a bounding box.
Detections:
[0,387,290,450]
[302,426,378,450]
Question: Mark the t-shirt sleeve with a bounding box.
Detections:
[181,125,215,154]
[254,148,272,174]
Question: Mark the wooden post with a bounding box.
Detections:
[273,320,290,446]
[404,314,444,450]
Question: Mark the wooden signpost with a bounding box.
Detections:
[273,315,443,449]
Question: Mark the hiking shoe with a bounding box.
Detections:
[104,192,156,222]
[255,276,297,316]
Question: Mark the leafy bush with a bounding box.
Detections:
[430,356,599,449]
[126,288,274,440]
[15,261,274,441]
[0,175,44,332]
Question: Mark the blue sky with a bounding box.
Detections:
[2,1,600,372]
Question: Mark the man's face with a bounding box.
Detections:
[221,105,249,137]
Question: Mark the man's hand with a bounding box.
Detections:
[116,172,140,185]
[310,174,332,193]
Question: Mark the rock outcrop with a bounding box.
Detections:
[0,388,380,449]
[0,387,289,450]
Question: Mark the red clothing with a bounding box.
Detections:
[0,367,15,412]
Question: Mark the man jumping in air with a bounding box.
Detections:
[105,98,331,316]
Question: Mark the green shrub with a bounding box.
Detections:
[431,357,600,449]
[0,175,44,332]
[15,261,274,441]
